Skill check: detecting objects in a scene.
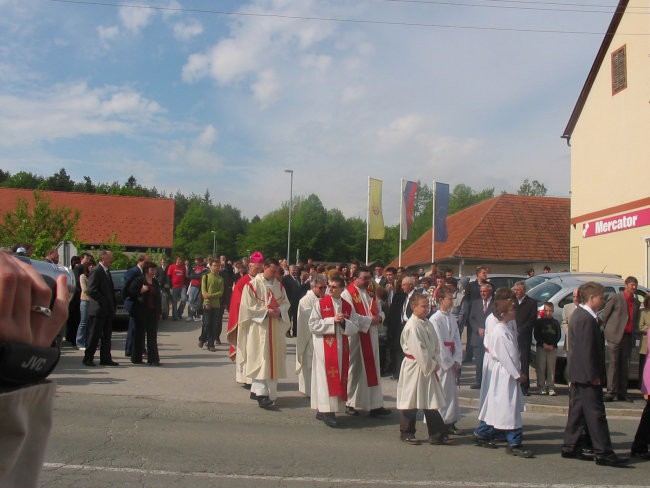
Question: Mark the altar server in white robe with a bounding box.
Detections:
[396,293,451,445]
[309,275,360,427]
[475,299,533,458]
[430,286,462,431]
[342,266,391,417]
[296,275,327,396]
[239,258,291,409]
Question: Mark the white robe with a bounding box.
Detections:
[479,314,517,410]
[396,314,446,410]
[308,297,360,412]
[478,321,526,430]
[430,309,462,424]
[296,290,319,395]
[341,286,384,410]
[238,274,291,387]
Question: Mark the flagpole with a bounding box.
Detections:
[365,176,370,265]
[398,178,404,267]
[431,180,436,265]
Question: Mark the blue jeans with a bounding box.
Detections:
[475,420,522,446]
[76,300,89,348]
[188,285,201,318]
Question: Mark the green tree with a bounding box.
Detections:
[517,179,547,197]
[1,171,44,189]
[45,168,75,192]
[448,184,495,214]
[0,169,9,184]
[237,207,288,259]
[97,233,132,269]
[0,191,80,258]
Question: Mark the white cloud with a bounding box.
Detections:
[251,69,279,106]
[97,25,120,45]
[197,124,217,147]
[173,20,203,41]
[118,3,154,34]
[167,126,222,170]
[0,82,164,147]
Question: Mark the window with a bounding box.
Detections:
[611,45,627,95]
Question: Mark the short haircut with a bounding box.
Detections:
[353,265,370,278]
[310,275,327,288]
[264,257,280,267]
[328,275,345,288]
[385,266,397,274]
[475,266,489,276]
[409,293,428,308]
[493,299,514,321]
[437,286,454,300]
[625,276,638,285]
[402,276,417,287]
[494,287,515,301]
[543,302,554,309]
[137,253,147,263]
[578,282,605,304]
[513,280,526,290]
[445,277,458,288]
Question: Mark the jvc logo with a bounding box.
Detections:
[21,356,47,371]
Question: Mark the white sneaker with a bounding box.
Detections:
[539,388,548,395]
[78,347,86,351]
[548,389,557,396]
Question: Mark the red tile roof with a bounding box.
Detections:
[390,194,570,268]
[0,189,174,248]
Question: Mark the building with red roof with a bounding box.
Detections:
[0,188,174,251]
[389,194,570,276]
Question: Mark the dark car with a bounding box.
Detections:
[110,269,130,329]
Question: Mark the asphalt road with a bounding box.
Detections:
[40,318,650,488]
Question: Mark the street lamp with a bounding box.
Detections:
[210,230,216,258]
[285,169,293,266]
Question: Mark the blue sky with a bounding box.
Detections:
[0,0,621,223]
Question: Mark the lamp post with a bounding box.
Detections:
[211,230,216,259]
[285,169,293,266]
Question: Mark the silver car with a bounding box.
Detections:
[527,274,647,383]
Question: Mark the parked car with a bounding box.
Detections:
[469,274,527,291]
[109,269,129,330]
[527,274,648,384]
[524,271,621,294]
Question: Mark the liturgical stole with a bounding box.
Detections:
[346,284,379,387]
[319,295,351,399]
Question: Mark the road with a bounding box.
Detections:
[41,318,649,488]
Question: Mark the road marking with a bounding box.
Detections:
[42,463,643,487]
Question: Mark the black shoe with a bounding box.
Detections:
[618,395,634,403]
[630,451,650,460]
[470,383,481,389]
[474,436,498,449]
[561,450,591,460]
[257,396,275,409]
[82,359,96,367]
[322,414,337,428]
[100,360,119,366]
[243,383,252,390]
[250,392,258,400]
[315,412,324,421]
[401,435,421,445]
[603,393,616,402]
[522,390,531,396]
[594,453,629,466]
[369,407,392,417]
[345,406,359,416]
[131,360,143,364]
[506,445,533,458]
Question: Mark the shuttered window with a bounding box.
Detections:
[611,45,627,95]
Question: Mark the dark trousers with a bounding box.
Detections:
[563,383,613,456]
[464,324,473,360]
[607,333,632,396]
[125,315,136,356]
[84,313,114,363]
[518,337,532,393]
[200,307,224,347]
[133,310,159,364]
[66,295,81,345]
[632,398,650,453]
[400,409,445,440]
[473,341,485,385]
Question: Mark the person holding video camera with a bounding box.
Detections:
[0,251,71,487]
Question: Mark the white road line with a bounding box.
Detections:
[42,463,643,488]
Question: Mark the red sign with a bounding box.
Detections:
[582,207,650,238]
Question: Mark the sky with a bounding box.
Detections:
[0,0,624,224]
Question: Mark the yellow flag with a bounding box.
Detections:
[368,178,385,239]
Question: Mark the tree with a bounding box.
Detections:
[0,169,9,184]
[1,171,44,189]
[45,168,75,192]
[0,191,80,258]
[448,184,495,214]
[517,179,547,197]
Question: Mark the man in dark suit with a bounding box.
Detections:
[469,284,494,388]
[602,276,640,402]
[373,263,388,288]
[83,250,119,367]
[387,276,418,379]
[123,254,148,357]
[513,281,537,395]
[461,266,492,363]
[281,265,305,337]
[561,281,628,466]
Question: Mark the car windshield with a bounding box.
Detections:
[527,282,562,303]
[524,275,548,290]
[111,271,125,288]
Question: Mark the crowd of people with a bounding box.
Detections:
[3,244,650,486]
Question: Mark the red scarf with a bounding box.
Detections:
[319,295,351,399]
[345,284,379,387]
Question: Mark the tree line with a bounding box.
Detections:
[0,168,546,264]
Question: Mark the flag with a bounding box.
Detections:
[368,178,385,239]
[434,182,449,243]
[401,180,418,240]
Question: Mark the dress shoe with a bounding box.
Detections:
[322,413,337,428]
[594,452,629,466]
[618,395,634,403]
[82,359,96,367]
[198,341,204,349]
[401,435,421,445]
[429,435,455,445]
[630,450,650,460]
[369,407,392,417]
[603,393,616,402]
[345,406,359,416]
[257,396,275,409]
[470,384,481,389]
[474,436,498,449]
[100,360,119,366]
[506,445,533,458]
[315,411,324,421]
[243,383,252,390]
[250,392,258,400]
[561,450,591,460]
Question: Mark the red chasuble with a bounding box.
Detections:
[319,295,351,399]
[345,284,379,387]
[226,274,252,360]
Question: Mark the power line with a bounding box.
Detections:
[46,0,650,35]
[377,0,649,13]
